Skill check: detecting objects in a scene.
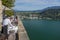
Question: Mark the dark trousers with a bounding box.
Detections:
[15,33,19,40]
[1,25,8,39]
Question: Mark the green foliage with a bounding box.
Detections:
[41,9,60,20]
[2,0,15,8]
[5,10,14,16]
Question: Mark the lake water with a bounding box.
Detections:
[22,20,60,40]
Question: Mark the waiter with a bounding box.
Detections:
[3,16,13,39]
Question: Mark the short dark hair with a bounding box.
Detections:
[15,16,18,19]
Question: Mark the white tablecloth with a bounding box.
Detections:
[8,26,18,34]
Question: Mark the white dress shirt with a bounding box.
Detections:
[3,18,13,27]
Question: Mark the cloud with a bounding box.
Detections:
[13,0,60,11]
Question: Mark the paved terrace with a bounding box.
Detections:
[0,17,30,40]
[8,16,30,40]
[8,18,30,40]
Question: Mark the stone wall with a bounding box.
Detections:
[0,0,2,30]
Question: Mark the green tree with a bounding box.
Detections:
[2,0,15,17]
[5,10,14,16]
[2,0,15,8]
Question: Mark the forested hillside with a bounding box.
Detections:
[15,6,60,20]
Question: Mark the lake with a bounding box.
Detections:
[22,20,60,40]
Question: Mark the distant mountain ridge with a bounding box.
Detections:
[45,6,60,9]
[14,6,60,12]
[14,6,60,20]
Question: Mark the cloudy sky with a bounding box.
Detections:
[13,0,60,11]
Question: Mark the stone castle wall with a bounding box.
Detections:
[0,0,2,30]
[0,0,2,22]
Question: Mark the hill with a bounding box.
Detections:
[14,6,60,20]
[40,6,60,20]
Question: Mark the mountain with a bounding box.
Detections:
[14,6,60,20]
[40,6,60,20]
[41,6,60,12]
[45,6,60,9]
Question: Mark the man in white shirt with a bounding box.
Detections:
[2,16,13,39]
[3,17,13,27]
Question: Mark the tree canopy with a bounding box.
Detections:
[2,0,15,8]
[5,10,14,16]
